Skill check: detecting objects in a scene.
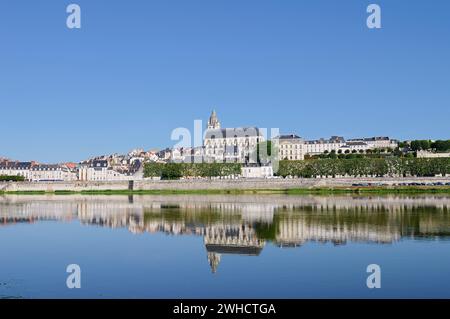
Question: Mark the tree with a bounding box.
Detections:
[421,140,431,150]
[393,148,403,157]
[161,163,183,180]
[144,162,242,179]
[411,140,431,151]
[410,140,421,151]
[431,140,450,152]
[328,152,337,159]
[398,141,408,148]
[143,162,165,177]
[256,140,277,164]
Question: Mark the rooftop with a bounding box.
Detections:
[205,127,264,139]
[274,134,302,140]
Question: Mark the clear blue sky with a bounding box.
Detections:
[1,0,449,163]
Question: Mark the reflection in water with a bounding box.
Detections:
[0,194,449,273]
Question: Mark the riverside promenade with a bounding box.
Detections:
[1,176,450,193]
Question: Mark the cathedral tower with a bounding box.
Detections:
[207,110,221,130]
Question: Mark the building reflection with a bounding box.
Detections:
[1,195,449,272]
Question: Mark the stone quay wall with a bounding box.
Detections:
[1,176,450,192]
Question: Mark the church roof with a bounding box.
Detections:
[204,127,263,139]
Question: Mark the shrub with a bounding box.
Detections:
[0,175,25,182]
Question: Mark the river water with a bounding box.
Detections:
[0,194,449,298]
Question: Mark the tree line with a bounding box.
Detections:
[277,158,450,178]
[408,140,450,152]
[145,157,450,179]
[144,162,242,180]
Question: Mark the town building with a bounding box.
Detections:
[171,147,205,163]
[347,137,399,150]
[241,164,274,178]
[274,134,399,160]
[0,161,33,180]
[273,134,305,160]
[157,148,173,161]
[344,141,370,152]
[78,159,143,181]
[29,164,77,182]
[304,136,346,155]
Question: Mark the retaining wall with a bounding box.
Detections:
[1,176,450,192]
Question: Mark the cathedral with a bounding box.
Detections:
[203,110,264,163]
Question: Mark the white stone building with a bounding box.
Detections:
[345,141,370,152]
[78,160,143,181]
[29,164,77,182]
[241,165,274,178]
[0,162,33,180]
[172,147,205,163]
[0,161,78,182]
[274,134,399,160]
[273,134,305,160]
[157,148,172,161]
[170,148,184,162]
[347,137,398,150]
[304,136,346,155]
[203,110,264,163]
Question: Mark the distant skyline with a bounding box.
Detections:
[1,0,449,163]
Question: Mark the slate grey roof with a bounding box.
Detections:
[346,141,368,146]
[330,136,345,142]
[348,136,391,142]
[31,164,62,171]
[306,136,345,144]
[204,127,263,139]
[274,134,301,140]
[0,162,32,170]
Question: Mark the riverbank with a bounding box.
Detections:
[1,177,450,195]
[2,187,449,195]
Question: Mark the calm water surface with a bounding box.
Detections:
[0,194,449,298]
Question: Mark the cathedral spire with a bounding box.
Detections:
[207,109,221,130]
[207,252,221,273]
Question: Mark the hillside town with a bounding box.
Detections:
[1,111,449,182]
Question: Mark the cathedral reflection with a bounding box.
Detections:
[1,195,449,273]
